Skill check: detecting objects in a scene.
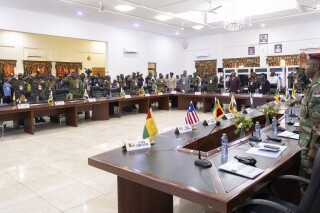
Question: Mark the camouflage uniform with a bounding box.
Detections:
[192,73,201,91]
[129,77,139,95]
[206,74,218,93]
[248,77,258,93]
[103,77,111,96]
[299,76,320,178]
[156,78,166,92]
[64,76,83,99]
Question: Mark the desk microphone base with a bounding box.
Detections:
[195,159,212,168]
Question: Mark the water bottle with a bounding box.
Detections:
[272,117,277,136]
[0,98,2,105]
[294,104,299,116]
[221,133,228,156]
[255,121,261,138]
[255,88,259,94]
[36,96,39,102]
[285,110,289,123]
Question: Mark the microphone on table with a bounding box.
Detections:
[194,121,221,168]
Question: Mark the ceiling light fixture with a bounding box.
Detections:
[134,23,139,27]
[260,23,265,27]
[192,25,204,30]
[223,0,244,31]
[154,15,172,21]
[77,11,83,16]
[175,31,180,35]
[115,5,135,12]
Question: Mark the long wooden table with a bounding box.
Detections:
[0,93,274,135]
[88,107,301,213]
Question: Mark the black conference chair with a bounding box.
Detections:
[234,148,320,213]
[110,88,119,97]
[55,89,66,101]
[91,86,102,98]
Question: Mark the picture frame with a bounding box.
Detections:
[259,34,268,44]
[274,44,282,53]
[248,46,255,55]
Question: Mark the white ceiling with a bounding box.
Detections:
[0,0,320,38]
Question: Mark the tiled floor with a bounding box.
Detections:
[0,106,211,213]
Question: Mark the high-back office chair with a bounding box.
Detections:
[55,89,66,101]
[234,148,320,213]
[91,86,102,98]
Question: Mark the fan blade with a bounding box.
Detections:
[209,5,222,12]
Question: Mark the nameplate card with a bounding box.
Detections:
[245,108,254,114]
[195,92,201,95]
[175,124,192,134]
[125,139,151,152]
[171,91,177,94]
[158,92,163,95]
[253,94,263,97]
[222,93,230,96]
[205,118,216,126]
[145,94,150,97]
[54,101,65,106]
[225,113,235,120]
[17,103,30,109]
[88,98,97,102]
[125,95,131,98]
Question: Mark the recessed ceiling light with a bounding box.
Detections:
[175,31,180,35]
[260,23,265,27]
[154,15,172,21]
[77,11,83,16]
[115,5,135,12]
[134,23,139,27]
[192,25,204,30]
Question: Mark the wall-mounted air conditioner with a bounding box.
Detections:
[195,52,210,59]
[27,52,42,58]
[123,48,138,54]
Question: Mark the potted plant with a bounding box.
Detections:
[263,102,279,124]
[233,115,253,138]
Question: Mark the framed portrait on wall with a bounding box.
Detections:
[259,34,268,44]
[274,44,282,53]
[248,46,255,55]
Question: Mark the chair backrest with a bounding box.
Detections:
[110,88,119,97]
[55,89,65,101]
[91,86,102,98]
[298,148,320,213]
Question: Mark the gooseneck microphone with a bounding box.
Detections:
[194,121,221,168]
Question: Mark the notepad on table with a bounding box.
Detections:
[277,131,299,140]
[246,143,287,158]
[219,160,264,179]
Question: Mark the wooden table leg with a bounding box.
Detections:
[158,96,169,110]
[118,177,173,213]
[66,107,77,127]
[92,103,109,120]
[24,111,34,135]
[139,99,149,113]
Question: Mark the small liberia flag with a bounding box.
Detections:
[185,101,199,125]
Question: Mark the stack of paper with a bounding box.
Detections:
[277,131,299,140]
[219,160,264,179]
[246,143,287,158]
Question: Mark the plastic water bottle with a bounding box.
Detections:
[221,133,228,156]
[285,110,289,123]
[255,121,261,138]
[0,98,3,105]
[255,88,259,94]
[272,117,278,136]
[294,104,299,116]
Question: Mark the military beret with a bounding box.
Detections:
[308,53,320,60]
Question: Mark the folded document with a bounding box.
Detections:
[277,131,299,140]
[219,160,264,179]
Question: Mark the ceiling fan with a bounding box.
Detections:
[196,0,222,14]
[300,0,320,10]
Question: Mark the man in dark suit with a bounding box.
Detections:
[227,72,241,93]
[258,74,270,94]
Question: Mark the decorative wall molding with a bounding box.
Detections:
[223,57,260,68]
[266,54,299,66]
[195,60,217,78]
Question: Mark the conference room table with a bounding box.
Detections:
[88,106,301,213]
[0,93,275,135]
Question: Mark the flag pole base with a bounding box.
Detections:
[150,140,156,145]
[192,125,197,130]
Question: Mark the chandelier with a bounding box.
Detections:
[223,0,244,31]
[223,17,244,31]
